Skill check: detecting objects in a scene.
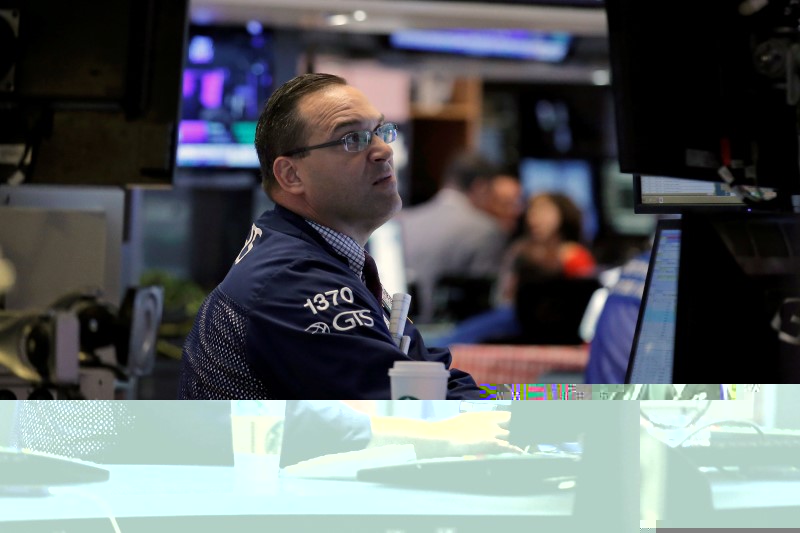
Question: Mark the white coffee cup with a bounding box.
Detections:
[388,361,449,400]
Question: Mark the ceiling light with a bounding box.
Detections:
[353,10,367,22]
[327,14,349,27]
[246,20,263,36]
[592,69,610,86]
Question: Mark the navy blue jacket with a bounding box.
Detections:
[179,205,483,399]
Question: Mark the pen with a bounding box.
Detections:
[399,335,410,355]
[389,292,411,347]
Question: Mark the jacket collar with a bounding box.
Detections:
[263,204,351,269]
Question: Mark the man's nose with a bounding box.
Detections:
[369,134,393,160]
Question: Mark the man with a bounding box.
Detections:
[480,173,523,236]
[397,152,507,322]
[179,73,483,399]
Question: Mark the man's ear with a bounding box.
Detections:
[273,156,305,195]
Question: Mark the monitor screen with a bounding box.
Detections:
[634,175,749,214]
[626,220,682,384]
[177,25,274,168]
[519,158,598,242]
[389,29,572,62]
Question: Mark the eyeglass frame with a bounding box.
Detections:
[280,123,398,157]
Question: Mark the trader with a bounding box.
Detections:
[179,73,483,399]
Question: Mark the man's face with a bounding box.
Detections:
[488,176,523,233]
[288,85,401,242]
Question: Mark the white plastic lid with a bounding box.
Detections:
[388,361,448,376]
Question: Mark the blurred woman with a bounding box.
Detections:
[432,192,596,346]
[498,192,596,304]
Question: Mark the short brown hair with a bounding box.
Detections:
[254,73,347,198]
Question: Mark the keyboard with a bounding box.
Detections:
[0,448,110,487]
[356,452,580,495]
[678,428,800,468]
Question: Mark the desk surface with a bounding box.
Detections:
[1,455,574,525]
[449,344,589,385]
[6,451,800,530]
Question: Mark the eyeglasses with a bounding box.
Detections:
[281,123,398,157]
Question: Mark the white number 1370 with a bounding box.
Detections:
[303,287,354,315]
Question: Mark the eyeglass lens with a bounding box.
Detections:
[343,124,397,152]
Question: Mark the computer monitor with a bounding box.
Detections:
[634,175,749,214]
[606,0,800,205]
[606,0,800,379]
[626,219,682,384]
[519,158,598,242]
[673,212,800,382]
[628,214,800,383]
[176,25,274,169]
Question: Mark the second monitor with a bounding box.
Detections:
[626,214,800,383]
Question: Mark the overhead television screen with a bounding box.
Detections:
[389,29,572,63]
[177,25,275,169]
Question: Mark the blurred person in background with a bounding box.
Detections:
[479,174,524,237]
[398,151,507,323]
[584,249,650,384]
[497,192,595,302]
[431,192,597,346]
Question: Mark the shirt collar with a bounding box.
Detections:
[305,219,394,311]
[305,220,366,278]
